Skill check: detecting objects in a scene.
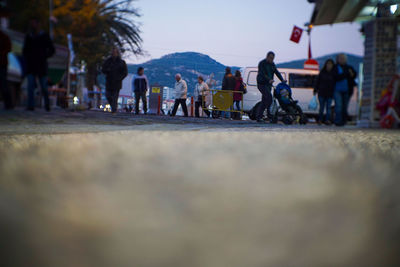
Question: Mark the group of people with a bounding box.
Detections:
[255,51,356,126]
[1,16,356,127]
[111,50,356,127]
[120,63,247,118]
[168,67,247,118]
[313,53,357,126]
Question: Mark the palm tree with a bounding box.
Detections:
[100,0,142,55]
[53,0,143,101]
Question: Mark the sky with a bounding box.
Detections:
[128,0,365,67]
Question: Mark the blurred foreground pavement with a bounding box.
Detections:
[1,109,400,267]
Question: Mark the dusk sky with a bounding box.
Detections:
[130,0,365,67]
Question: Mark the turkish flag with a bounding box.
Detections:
[290,26,303,43]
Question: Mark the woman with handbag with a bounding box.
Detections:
[194,76,211,118]
[233,70,246,112]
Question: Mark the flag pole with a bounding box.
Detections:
[307,24,312,59]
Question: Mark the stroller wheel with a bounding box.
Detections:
[299,114,308,125]
[283,115,293,125]
[212,110,219,119]
[271,114,279,124]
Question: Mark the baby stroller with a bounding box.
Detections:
[271,83,308,125]
[248,83,308,125]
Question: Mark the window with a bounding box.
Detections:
[289,74,317,89]
[247,71,258,86]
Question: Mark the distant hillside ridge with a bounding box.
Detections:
[128,52,240,95]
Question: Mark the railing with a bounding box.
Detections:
[202,89,244,115]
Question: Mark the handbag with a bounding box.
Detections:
[240,82,247,94]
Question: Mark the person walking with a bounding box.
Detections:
[132,67,148,114]
[0,26,12,109]
[333,53,357,126]
[256,51,286,123]
[221,67,236,119]
[171,74,188,117]
[194,76,211,118]
[314,59,335,125]
[233,70,245,112]
[101,47,128,114]
[23,18,55,111]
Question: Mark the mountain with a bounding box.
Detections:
[277,53,363,74]
[128,52,239,95]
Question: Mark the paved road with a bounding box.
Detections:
[1,109,400,267]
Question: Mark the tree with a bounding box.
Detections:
[8,0,49,32]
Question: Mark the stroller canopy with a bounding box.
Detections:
[275,83,292,104]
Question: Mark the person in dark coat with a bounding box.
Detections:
[256,51,286,123]
[222,67,236,91]
[23,18,55,111]
[0,28,12,109]
[132,67,148,114]
[233,70,244,111]
[101,47,128,113]
[314,59,335,125]
[333,53,357,126]
[221,67,236,119]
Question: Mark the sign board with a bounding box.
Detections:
[152,87,161,94]
[304,59,319,70]
[149,84,163,114]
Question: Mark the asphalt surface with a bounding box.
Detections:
[1,108,400,267]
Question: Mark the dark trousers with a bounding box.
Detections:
[134,91,147,114]
[256,83,272,120]
[0,67,13,109]
[27,74,49,110]
[234,100,241,111]
[195,96,210,117]
[171,98,188,117]
[318,96,333,122]
[334,90,349,126]
[106,89,120,113]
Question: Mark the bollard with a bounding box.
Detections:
[191,96,194,117]
[157,95,161,115]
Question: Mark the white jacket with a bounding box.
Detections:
[194,81,211,105]
[174,79,188,99]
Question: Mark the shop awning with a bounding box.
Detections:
[309,0,400,26]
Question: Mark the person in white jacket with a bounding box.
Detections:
[171,74,188,117]
[194,76,211,118]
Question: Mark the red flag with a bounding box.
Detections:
[290,26,303,43]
